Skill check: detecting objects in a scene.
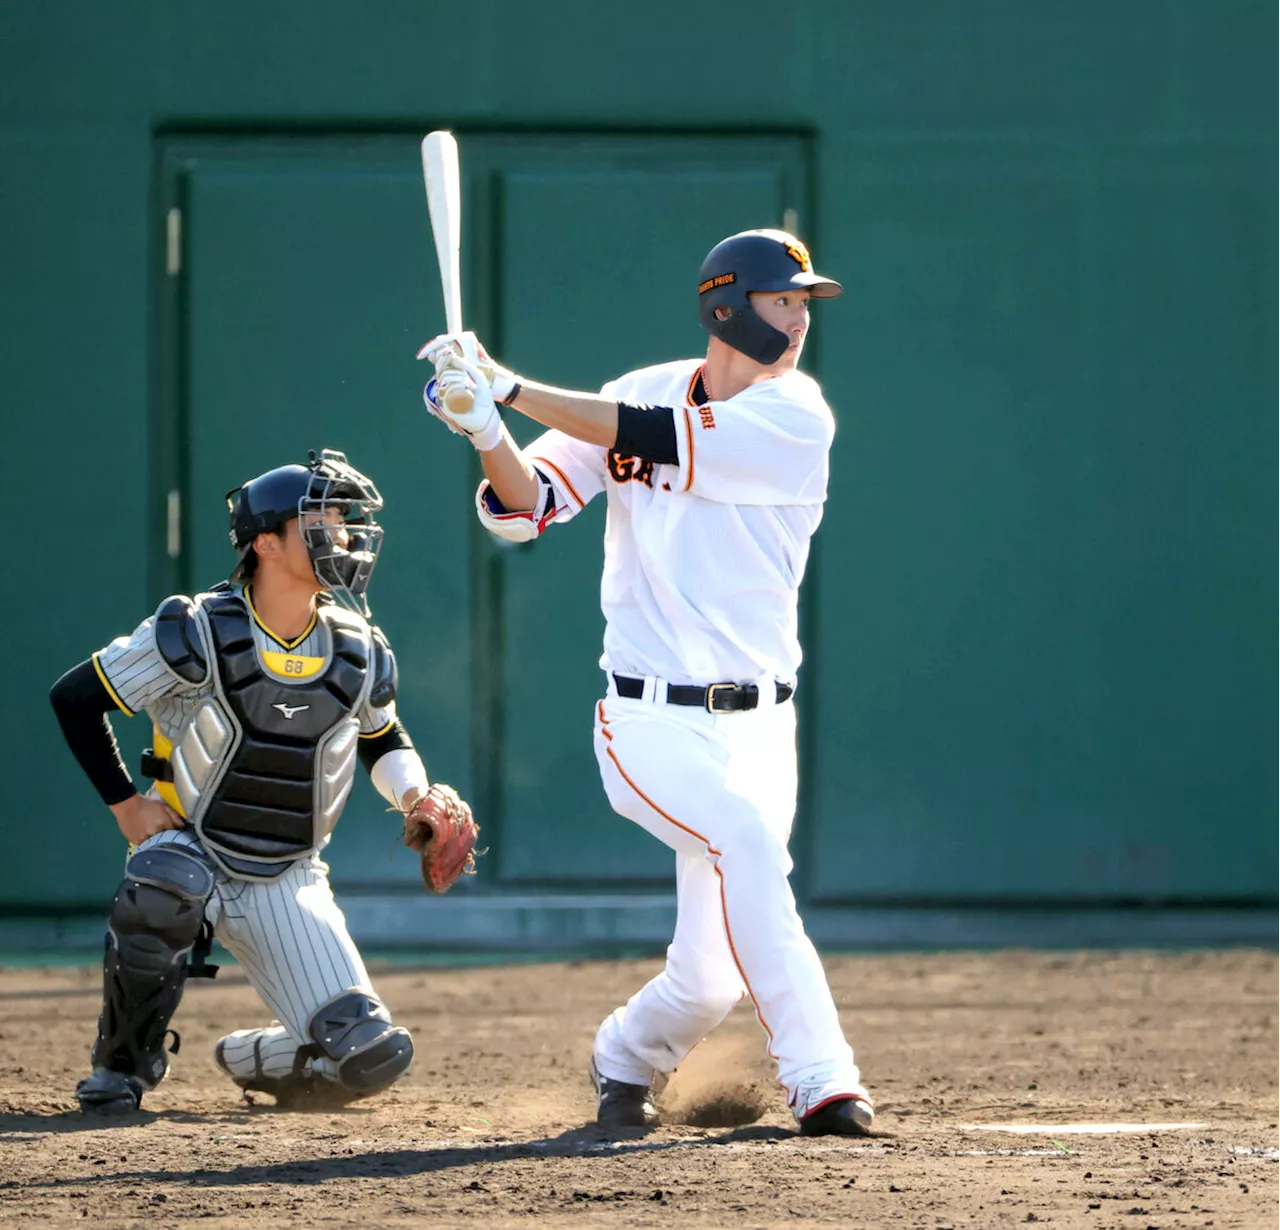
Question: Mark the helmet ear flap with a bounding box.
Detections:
[699,294,790,366]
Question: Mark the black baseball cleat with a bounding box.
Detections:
[76,1068,144,1114]
[798,1093,875,1136]
[589,1055,659,1131]
[214,1036,361,1110]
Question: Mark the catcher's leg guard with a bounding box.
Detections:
[307,990,413,1097]
[86,844,215,1098]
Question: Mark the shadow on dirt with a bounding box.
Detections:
[0,1101,388,1136]
[11,1122,795,1187]
[0,1109,162,1134]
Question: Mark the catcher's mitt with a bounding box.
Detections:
[401,783,479,894]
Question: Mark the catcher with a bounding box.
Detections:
[49,449,479,1113]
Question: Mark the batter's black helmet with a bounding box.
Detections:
[226,449,385,612]
[697,229,842,365]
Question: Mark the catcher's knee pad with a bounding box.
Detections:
[110,845,213,963]
[94,845,215,1085]
[307,990,413,1096]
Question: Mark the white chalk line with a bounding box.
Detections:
[954,1148,1067,1157]
[959,1122,1206,1135]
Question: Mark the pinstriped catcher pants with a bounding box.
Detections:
[134,828,376,1044]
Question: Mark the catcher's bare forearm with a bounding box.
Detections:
[507,381,619,450]
[478,431,541,513]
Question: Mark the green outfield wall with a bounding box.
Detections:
[1,2,1273,943]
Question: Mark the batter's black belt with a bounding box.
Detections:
[612,674,794,713]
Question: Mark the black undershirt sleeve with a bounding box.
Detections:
[49,660,136,806]
[358,719,415,774]
[614,403,680,465]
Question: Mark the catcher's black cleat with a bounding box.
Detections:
[589,1056,659,1131]
[214,1036,362,1111]
[76,1068,144,1115]
[238,1074,361,1111]
[798,1094,875,1137]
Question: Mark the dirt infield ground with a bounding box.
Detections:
[0,949,1275,1228]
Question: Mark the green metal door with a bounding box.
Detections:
[159,133,810,893]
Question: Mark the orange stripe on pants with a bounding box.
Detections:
[602,739,778,1057]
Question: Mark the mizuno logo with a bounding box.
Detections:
[272,702,310,720]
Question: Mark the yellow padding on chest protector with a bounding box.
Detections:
[150,727,187,819]
[261,650,326,679]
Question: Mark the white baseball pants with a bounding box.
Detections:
[591,681,862,1112]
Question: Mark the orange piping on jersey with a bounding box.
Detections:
[602,732,779,1060]
[685,364,707,408]
[92,653,135,717]
[681,406,696,492]
[529,455,585,510]
[244,585,318,650]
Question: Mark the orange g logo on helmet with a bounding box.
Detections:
[784,240,812,271]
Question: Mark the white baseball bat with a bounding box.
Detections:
[421,131,473,414]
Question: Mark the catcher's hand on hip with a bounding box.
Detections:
[401,782,480,894]
[110,793,184,846]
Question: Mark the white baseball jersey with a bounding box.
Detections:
[524,359,834,686]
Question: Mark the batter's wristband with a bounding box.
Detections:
[491,369,520,405]
[500,381,522,407]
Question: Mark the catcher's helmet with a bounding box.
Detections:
[226,449,384,612]
[697,229,842,365]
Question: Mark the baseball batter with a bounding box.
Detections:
[49,449,476,1113]
[417,229,873,1136]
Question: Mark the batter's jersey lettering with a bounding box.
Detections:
[607,452,656,489]
[523,359,835,686]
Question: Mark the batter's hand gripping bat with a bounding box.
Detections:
[421,130,473,414]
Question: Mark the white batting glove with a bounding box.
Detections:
[417,331,488,372]
[416,332,520,405]
[423,359,504,452]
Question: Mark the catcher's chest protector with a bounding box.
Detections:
[167,594,374,881]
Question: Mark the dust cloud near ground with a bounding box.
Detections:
[0,949,1275,1228]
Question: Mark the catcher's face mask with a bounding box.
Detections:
[299,449,385,614]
